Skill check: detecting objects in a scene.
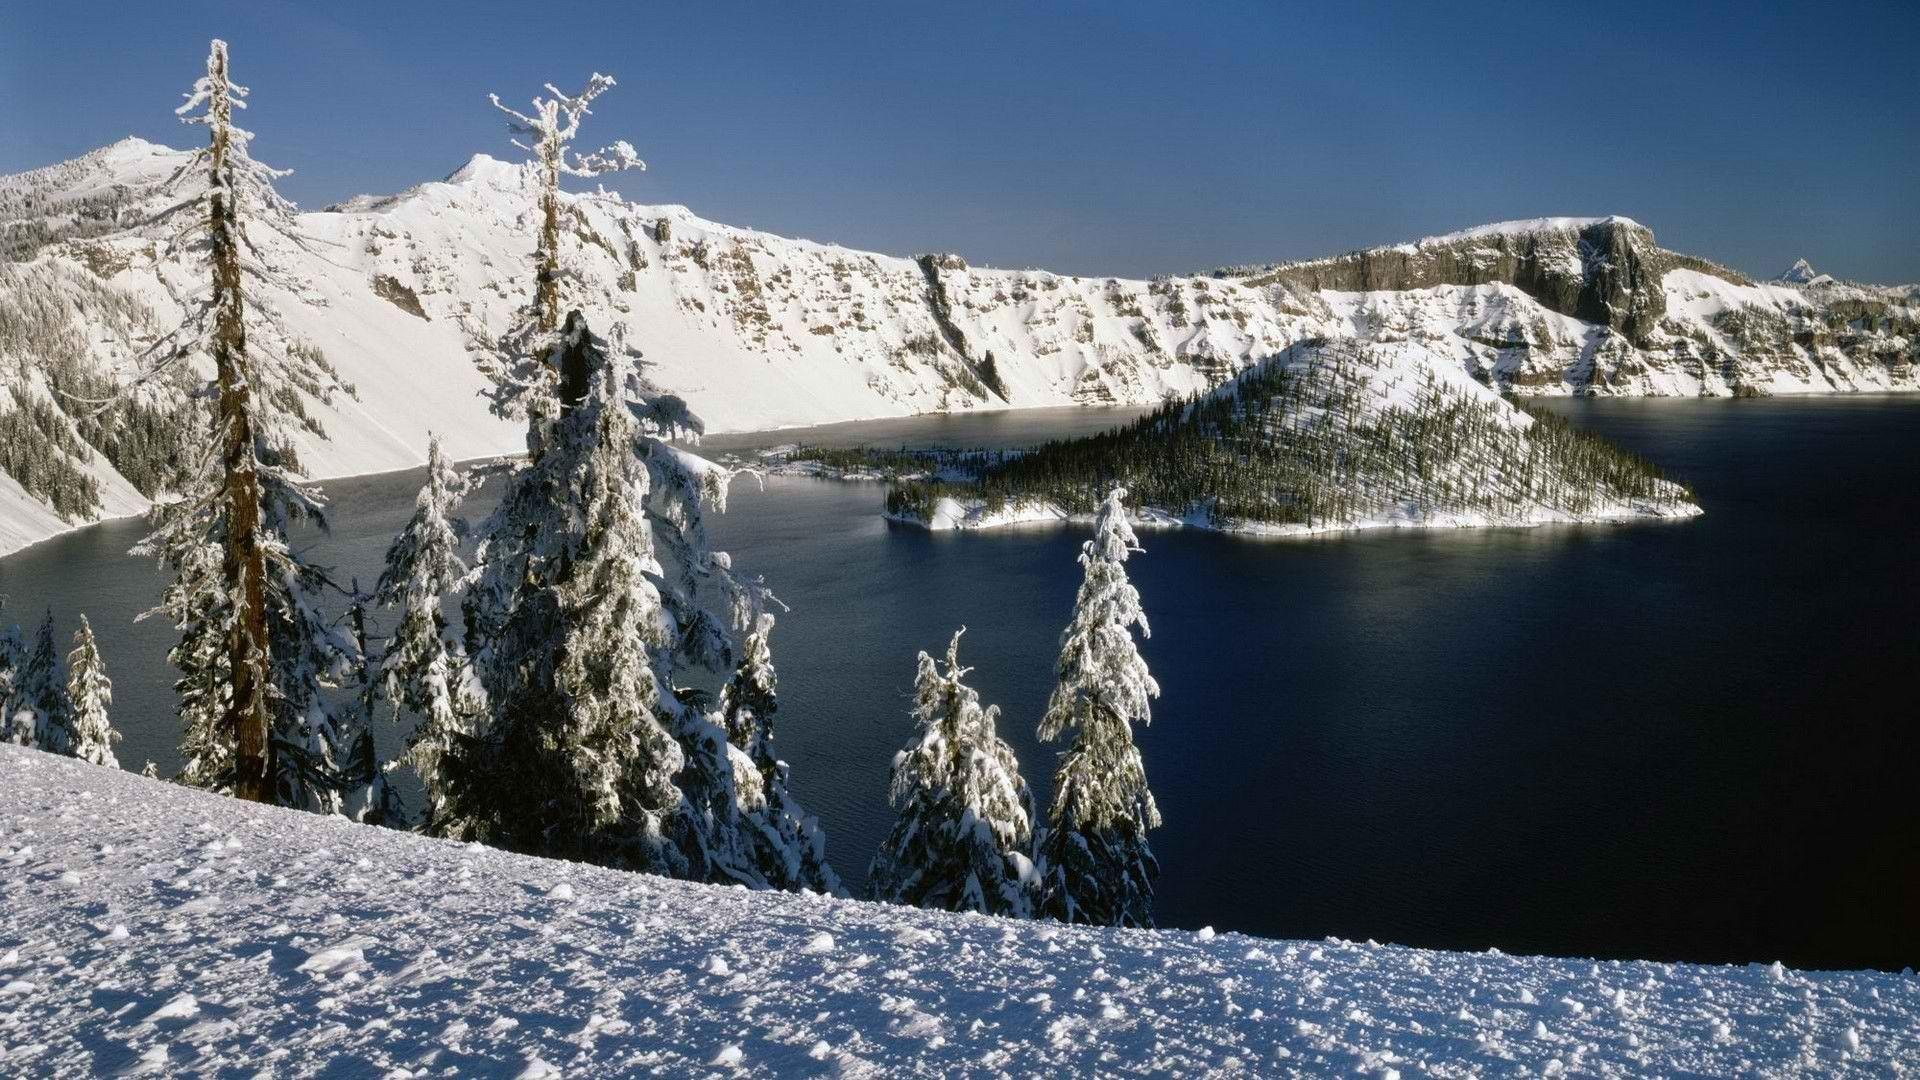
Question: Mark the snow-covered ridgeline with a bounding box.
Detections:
[2,138,1915,556]
[2,745,1914,1076]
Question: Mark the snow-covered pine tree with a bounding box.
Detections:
[365,434,472,827]
[61,615,120,768]
[709,610,842,893]
[154,535,233,787]
[11,612,75,752]
[464,75,823,886]
[135,40,365,811]
[0,611,26,746]
[868,628,1038,917]
[1036,486,1163,928]
[444,313,687,870]
[641,435,806,889]
[482,73,643,429]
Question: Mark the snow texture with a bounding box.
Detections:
[2,744,1915,1076]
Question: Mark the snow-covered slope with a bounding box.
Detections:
[1,138,1915,555]
[3,745,1914,1076]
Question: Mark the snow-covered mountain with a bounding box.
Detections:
[6,743,1915,1075]
[1,138,1915,555]
[1777,258,1836,288]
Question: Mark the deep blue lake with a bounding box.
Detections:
[2,398,1915,970]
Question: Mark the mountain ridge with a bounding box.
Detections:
[0,139,1914,554]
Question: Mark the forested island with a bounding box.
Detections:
[878,338,1700,535]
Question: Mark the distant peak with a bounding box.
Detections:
[1776,258,1829,285]
[93,135,190,162]
[445,153,527,187]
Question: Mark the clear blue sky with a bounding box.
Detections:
[5,1,1916,282]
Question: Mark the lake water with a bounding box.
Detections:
[3,398,1915,971]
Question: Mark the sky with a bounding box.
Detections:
[4,1,1917,283]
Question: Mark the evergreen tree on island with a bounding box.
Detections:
[1037,487,1163,927]
[868,628,1038,917]
[134,40,365,810]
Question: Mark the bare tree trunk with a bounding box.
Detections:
[205,45,273,804]
[536,163,562,336]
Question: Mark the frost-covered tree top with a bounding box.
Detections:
[1044,484,1159,787]
[1038,487,1163,927]
[488,74,645,187]
[484,73,646,423]
[125,38,351,452]
[869,628,1038,917]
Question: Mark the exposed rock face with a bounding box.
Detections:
[914,252,1006,401]
[1221,218,1913,397]
[372,273,429,320]
[1238,218,1714,347]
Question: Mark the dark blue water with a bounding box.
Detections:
[3,398,1915,970]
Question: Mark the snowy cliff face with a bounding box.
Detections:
[1225,218,1919,397]
[0,139,1915,553]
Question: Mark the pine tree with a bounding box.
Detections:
[136,40,365,811]
[366,434,471,827]
[443,314,687,870]
[11,612,74,752]
[452,73,835,886]
[868,628,1038,917]
[151,535,233,787]
[1036,487,1163,928]
[0,611,27,746]
[710,611,841,893]
[177,38,273,801]
[61,616,120,768]
[483,73,644,428]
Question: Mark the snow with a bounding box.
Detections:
[4,745,1917,1076]
[1393,215,1644,252]
[2,141,1915,558]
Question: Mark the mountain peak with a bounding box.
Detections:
[1777,258,1831,286]
[445,153,527,188]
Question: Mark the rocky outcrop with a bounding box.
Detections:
[1233,218,1733,348]
[914,252,1006,401]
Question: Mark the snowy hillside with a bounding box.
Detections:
[4,745,1915,1076]
[1,138,1915,555]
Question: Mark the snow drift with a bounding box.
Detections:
[3,744,1916,1075]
